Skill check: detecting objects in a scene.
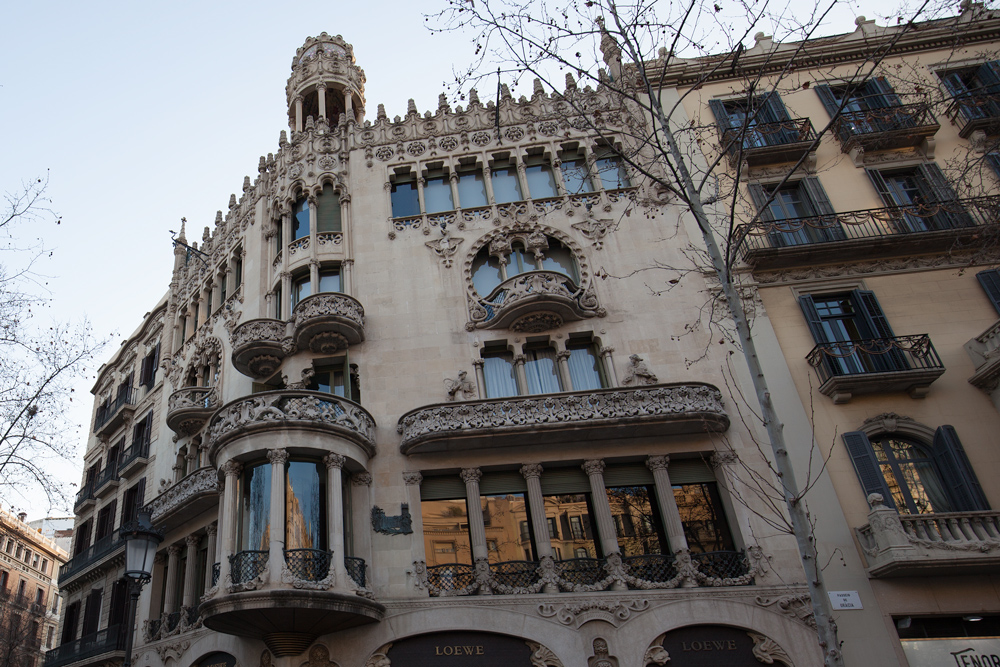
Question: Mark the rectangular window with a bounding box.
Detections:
[40,559,48,575]
[523,345,562,395]
[482,348,518,398]
[593,146,630,190]
[423,168,454,213]
[560,148,593,194]
[307,358,352,400]
[490,158,522,203]
[709,94,797,149]
[673,482,735,554]
[81,589,102,636]
[566,341,605,391]
[234,256,243,286]
[480,492,531,563]
[977,269,1000,315]
[747,178,844,247]
[121,479,146,526]
[95,500,117,541]
[292,275,311,309]
[867,164,972,232]
[139,343,160,390]
[524,153,558,199]
[62,601,80,644]
[318,269,341,293]
[940,61,1000,121]
[543,492,599,559]
[316,184,342,232]
[605,485,666,556]
[815,78,908,137]
[31,554,39,569]
[274,285,282,319]
[292,197,310,240]
[390,171,420,218]
[456,164,488,208]
[45,627,53,649]
[420,498,472,566]
[0,571,7,590]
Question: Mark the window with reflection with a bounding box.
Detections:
[673,482,735,554]
[482,348,518,398]
[491,158,522,203]
[318,268,341,293]
[456,164,488,208]
[566,340,605,391]
[470,234,580,298]
[293,197,310,241]
[239,463,272,552]
[421,498,473,566]
[471,251,503,298]
[316,183,341,233]
[593,147,631,190]
[480,493,533,563]
[872,436,953,514]
[544,494,599,559]
[524,153,558,199]
[523,345,561,394]
[560,148,593,194]
[291,274,311,309]
[423,168,454,214]
[285,461,327,551]
[605,485,666,556]
[390,171,420,218]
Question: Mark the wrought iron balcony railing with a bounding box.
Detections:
[94,461,119,494]
[229,550,269,585]
[829,103,939,152]
[344,556,367,588]
[211,562,220,587]
[93,387,136,434]
[60,529,124,582]
[720,118,817,166]
[284,549,332,582]
[43,624,124,667]
[117,437,150,476]
[945,92,1000,138]
[733,196,996,263]
[73,481,96,511]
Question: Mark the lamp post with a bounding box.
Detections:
[120,509,163,667]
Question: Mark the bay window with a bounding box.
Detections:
[292,196,310,241]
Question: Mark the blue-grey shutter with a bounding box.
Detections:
[987,153,1000,180]
[842,431,896,509]
[853,289,906,372]
[800,178,846,241]
[814,84,840,118]
[917,163,973,228]
[760,92,790,123]
[708,99,733,129]
[977,269,1000,315]
[932,426,989,511]
[976,61,1000,93]
[942,71,969,97]
[798,295,827,343]
[747,183,775,222]
[865,77,901,108]
[865,168,894,205]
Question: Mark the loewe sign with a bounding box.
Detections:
[387,632,530,665]
[658,626,759,666]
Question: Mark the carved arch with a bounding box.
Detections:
[859,412,935,442]
[183,336,224,389]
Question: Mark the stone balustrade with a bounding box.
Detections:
[166,387,220,435]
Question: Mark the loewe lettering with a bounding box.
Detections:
[681,640,738,651]
[434,645,486,656]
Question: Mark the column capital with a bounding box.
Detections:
[512,354,526,367]
[646,455,670,472]
[267,449,289,466]
[710,451,739,469]
[599,346,615,358]
[167,544,184,558]
[206,522,218,537]
[221,460,243,478]
[353,472,373,486]
[460,467,482,484]
[555,350,571,361]
[323,453,346,470]
[582,459,605,476]
[472,358,485,369]
[519,463,543,480]
[186,534,200,548]
[402,471,423,485]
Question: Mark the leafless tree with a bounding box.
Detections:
[0,589,45,667]
[0,175,103,511]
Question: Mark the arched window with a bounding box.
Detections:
[843,426,988,514]
[292,196,310,241]
[316,184,341,233]
[470,234,580,297]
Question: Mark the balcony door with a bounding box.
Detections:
[748,178,845,247]
[799,290,907,375]
[867,164,973,232]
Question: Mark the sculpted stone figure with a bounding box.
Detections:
[444,370,476,401]
[621,354,658,386]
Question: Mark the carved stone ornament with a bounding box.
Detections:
[364,644,392,667]
[747,631,791,665]
[148,467,218,523]
[248,354,283,378]
[280,560,335,591]
[621,354,658,386]
[537,598,650,627]
[755,593,817,629]
[861,411,913,435]
[309,331,350,354]
[260,649,272,667]
[425,229,464,268]
[371,504,413,535]
[526,641,563,667]
[589,637,619,667]
[231,319,287,351]
[301,643,340,667]
[154,639,191,662]
[354,471,374,486]
[643,645,670,666]
[229,559,269,594]
[402,471,422,485]
[444,370,477,401]
[510,311,564,333]
[572,209,615,250]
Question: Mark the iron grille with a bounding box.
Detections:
[556,557,606,586]
[344,556,367,587]
[211,562,220,587]
[490,560,540,588]
[624,553,678,583]
[693,550,749,579]
[229,550,268,584]
[283,548,332,581]
[426,563,475,591]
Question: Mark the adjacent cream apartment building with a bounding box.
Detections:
[663,4,1000,666]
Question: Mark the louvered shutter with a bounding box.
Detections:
[842,431,896,509]
[814,84,840,117]
[800,177,846,241]
[419,475,467,501]
[798,294,828,344]
[932,426,989,511]
[977,269,1000,315]
[916,163,973,228]
[539,467,592,495]
[708,99,733,128]
[865,77,902,109]
[853,289,907,371]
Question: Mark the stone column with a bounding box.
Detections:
[416,175,427,216]
[710,451,746,550]
[182,535,199,608]
[280,272,292,320]
[163,545,182,613]
[552,157,567,195]
[461,468,490,595]
[600,346,618,387]
[324,454,349,587]
[294,96,303,133]
[403,472,425,572]
[521,463,558,593]
[344,90,354,121]
[267,449,288,585]
[645,456,689,554]
[449,171,461,209]
[218,461,242,589]
[342,259,354,297]
[515,157,530,200]
[582,460,620,556]
[203,523,217,592]
[483,166,496,205]
[555,350,573,391]
[472,359,486,399]
[512,354,528,394]
[309,259,320,295]
[317,83,327,120]
[308,195,318,241]
[352,472,373,580]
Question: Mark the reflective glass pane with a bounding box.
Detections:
[673,482,734,553]
[240,464,272,551]
[595,157,630,190]
[540,241,576,281]
[286,461,326,550]
[605,486,664,556]
[391,180,420,218]
[544,494,598,559]
[423,175,454,214]
[422,499,473,566]
[318,271,341,293]
[292,278,311,308]
[525,164,558,198]
[506,244,532,278]
[472,251,503,296]
[480,493,532,563]
[491,167,523,203]
[561,159,593,194]
[293,198,310,240]
[457,169,488,208]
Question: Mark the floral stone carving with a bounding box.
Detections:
[148,467,218,524]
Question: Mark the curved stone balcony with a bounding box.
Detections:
[206,390,377,460]
[469,270,603,332]
[231,319,290,379]
[166,387,220,435]
[291,292,365,354]
[147,467,218,532]
[397,383,729,455]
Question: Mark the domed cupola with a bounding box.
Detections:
[285,33,366,132]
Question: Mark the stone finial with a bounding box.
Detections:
[468,88,480,105]
[868,493,885,508]
[243,176,251,192]
[565,72,577,90]
[228,194,237,209]
[438,93,450,112]
[202,226,210,243]
[407,98,418,116]
[533,79,545,97]
[177,217,187,242]
[500,83,512,100]
[259,156,267,173]
[377,103,387,120]
[215,211,223,226]
[279,130,288,145]
[305,115,315,130]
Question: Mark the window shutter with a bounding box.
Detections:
[987,153,1000,180]
[865,168,894,206]
[747,183,775,222]
[708,99,733,129]
[137,478,146,510]
[603,463,655,487]
[799,178,845,242]
[798,295,828,344]
[760,92,791,123]
[814,84,841,118]
[932,426,989,512]
[539,467,592,494]
[842,431,896,509]
[865,77,901,108]
[479,472,528,495]
[918,163,973,228]
[977,61,1000,93]
[853,289,896,340]
[420,475,467,501]
[978,270,1000,315]
[664,459,717,484]
[942,71,969,97]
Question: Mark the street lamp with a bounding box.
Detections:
[120,509,163,667]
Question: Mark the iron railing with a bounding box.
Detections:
[733,196,996,259]
[807,334,943,382]
[211,562,220,587]
[721,118,816,155]
[946,92,1000,133]
[229,550,268,584]
[74,481,96,510]
[830,102,937,148]
[623,553,678,583]
[283,549,331,581]
[94,462,119,491]
[60,529,124,581]
[491,560,540,589]
[425,563,476,592]
[117,437,150,474]
[0,590,47,616]
[692,550,750,580]
[344,556,367,587]
[93,387,136,433]
[43,624,125,667]
[555,557,606,586]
